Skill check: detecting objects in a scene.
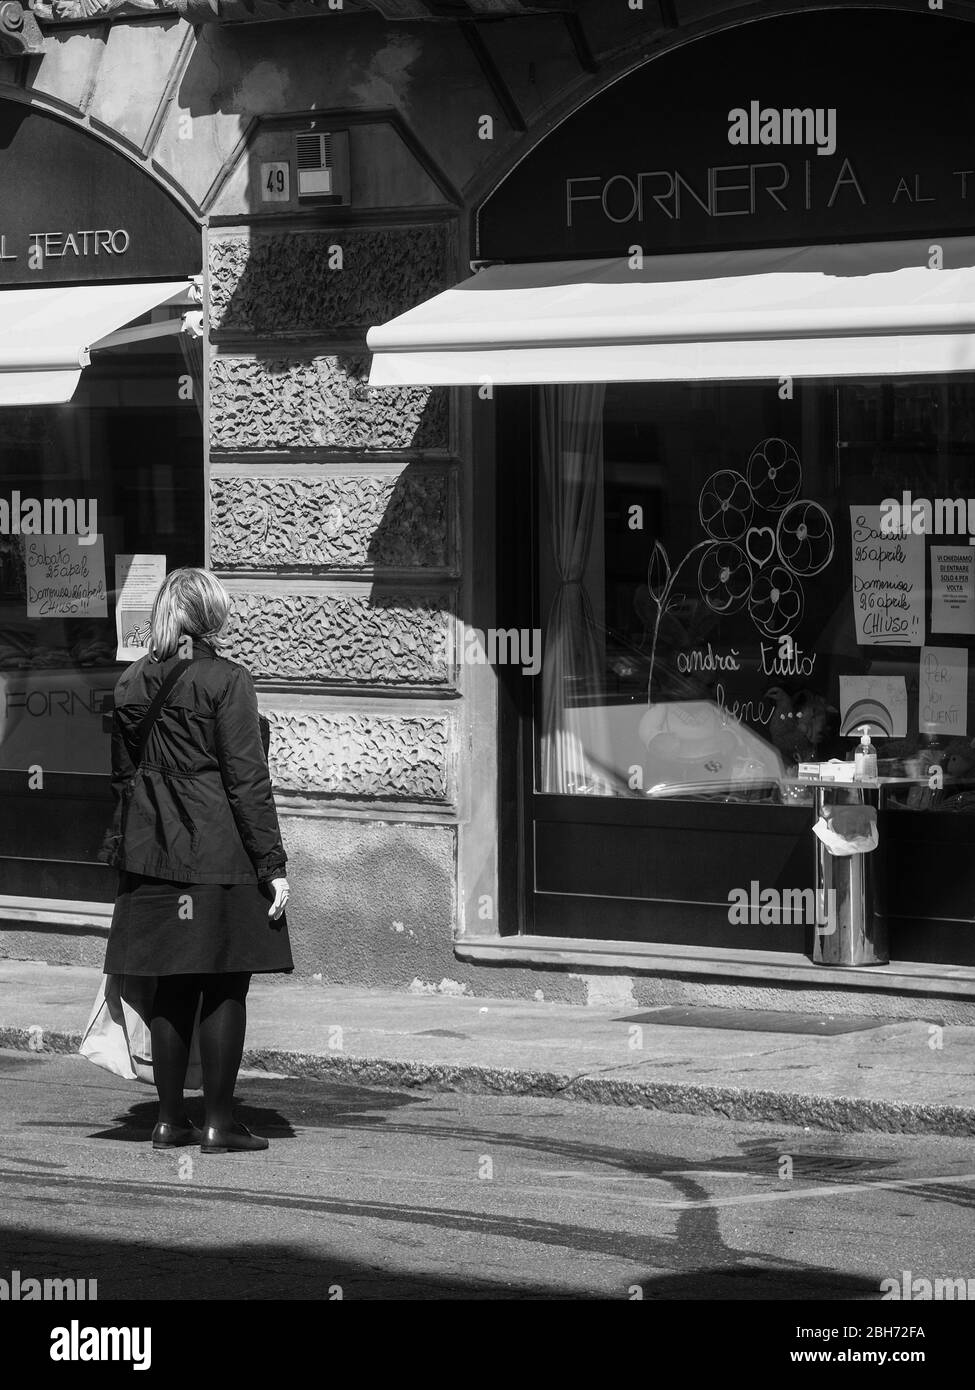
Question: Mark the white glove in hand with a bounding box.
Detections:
[268,877,290,920]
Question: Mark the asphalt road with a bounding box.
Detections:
[1,1048,973,1301]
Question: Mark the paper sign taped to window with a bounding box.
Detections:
[919,646,968,737]
[23,535,108,619]
[850,506,925,646]
[839,675,908,738]
[931,547,975,634]
[115,554,165,661]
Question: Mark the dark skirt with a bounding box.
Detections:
[104,872,294,976]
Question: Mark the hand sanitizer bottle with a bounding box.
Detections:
[854,725,877,781]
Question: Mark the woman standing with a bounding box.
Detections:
[102,568,292,1154]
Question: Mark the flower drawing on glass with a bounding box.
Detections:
[748,564,804,638]
[776,499,835,576]
[699,469,754,541]
[690,438,831,639]
[643,437,831,701]
[698,542,753,615]
[645,536,713,703]
[746,437,802,511]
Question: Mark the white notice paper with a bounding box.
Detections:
[919,646,969,737]
[850,506,925,646]
[931,547,975,634]
[115,554,166,661]
[23,535,108,619]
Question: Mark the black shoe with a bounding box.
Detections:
[200,1122,268,1154]
[152,1121,202,1150]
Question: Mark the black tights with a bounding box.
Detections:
[151,972,251,1130]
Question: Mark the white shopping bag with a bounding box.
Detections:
[79,974,202,1090]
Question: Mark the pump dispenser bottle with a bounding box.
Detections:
[855,725,878,780]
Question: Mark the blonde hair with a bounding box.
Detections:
[149,567,231,661]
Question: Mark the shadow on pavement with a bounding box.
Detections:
[71,1081,421,1144]
[0,1226,882,1300]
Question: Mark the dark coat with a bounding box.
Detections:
[104,638,287,885]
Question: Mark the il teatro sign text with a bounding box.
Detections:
[0,103,199,284]
[0,229,130,265]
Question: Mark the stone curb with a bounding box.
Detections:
[4,1026,973,1138]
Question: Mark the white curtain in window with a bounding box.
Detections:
[538,382,606,794]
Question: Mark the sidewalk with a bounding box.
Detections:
[1,959,973,1136]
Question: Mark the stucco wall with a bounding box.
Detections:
[279,814,457,986]
[277,812,579,999]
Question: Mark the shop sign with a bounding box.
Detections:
[0,102,200,285]
[0,230,131,267]
[477,11,975,260]
[0,669,115,776]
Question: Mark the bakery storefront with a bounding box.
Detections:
[370,10,975,980]
[0,102,202,932]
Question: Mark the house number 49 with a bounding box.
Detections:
[261,162,290,202]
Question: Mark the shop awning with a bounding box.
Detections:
[0,280,196,406]
[367,238,975,386]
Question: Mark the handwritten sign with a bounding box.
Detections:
[919,646,968,736]
[931,547,975,635]
[23,535,107,619]
[850,505,924,646]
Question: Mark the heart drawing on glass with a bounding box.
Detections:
[661,438,836,676]
[745,525,776,568]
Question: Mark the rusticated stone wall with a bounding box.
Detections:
[208,354,448,451]
[208,227,451,336]
[209,468,454,571]
[206,218,459,828]
[205,207,463,985]
[264,708,453,803]
[224,588,455,687]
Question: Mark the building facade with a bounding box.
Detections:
[2,0,975,1021]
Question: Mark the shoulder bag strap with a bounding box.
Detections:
[131,657,194,770]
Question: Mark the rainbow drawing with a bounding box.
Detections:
[839,699,894,738]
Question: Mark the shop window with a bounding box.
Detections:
[534,376,975,810]
[0,341,204,904]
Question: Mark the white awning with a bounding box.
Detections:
[0,280,195,406]
[367,237,975,386]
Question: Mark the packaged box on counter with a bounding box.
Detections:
[796,760,857,783]
[827,760,857,784]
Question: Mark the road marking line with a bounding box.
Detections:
[539,1169,762,1181]
[656,1171,975,1210]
